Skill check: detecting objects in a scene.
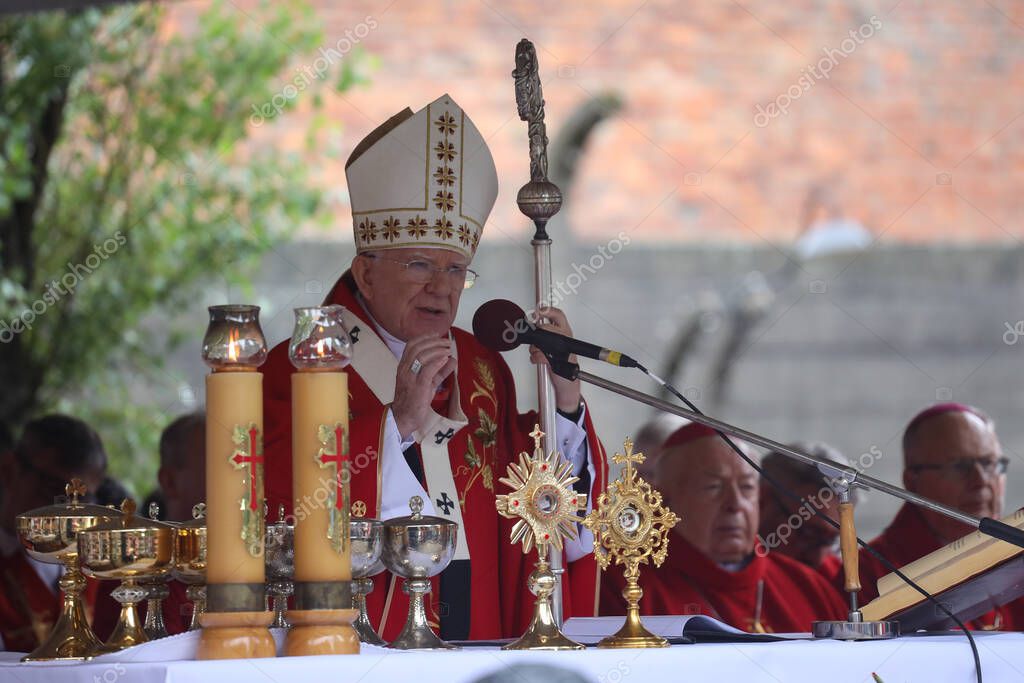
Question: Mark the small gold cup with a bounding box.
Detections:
[172,503,208,630]
[78,499,174,654]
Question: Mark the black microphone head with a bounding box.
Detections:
[473,299,528,352]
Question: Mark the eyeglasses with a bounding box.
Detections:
[366,254,478,289]
[908,456,1010,479]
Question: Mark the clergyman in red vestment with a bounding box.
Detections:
[757,441,849,584]
[601,423,846,632]
[0,416,106,652]
[853,403,1024,630]
[261,94,608,642]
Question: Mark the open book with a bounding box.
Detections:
[562,615,791,644]
[861,508,1024,627]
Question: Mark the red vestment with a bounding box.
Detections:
[0,550,99,652]
[853,503,1024,630]
[600,535,847,633]
[261,272,608,640]
[817,552,842,584]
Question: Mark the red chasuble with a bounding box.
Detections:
[817,552,842,584]
[0,550,100,652]
[853,502,1024,630]
[600,534,847,633]
[261,271,608,641]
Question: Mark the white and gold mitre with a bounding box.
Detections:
[345,94,498,261]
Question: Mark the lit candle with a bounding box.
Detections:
[198,304,274,660]
[289,306,353,586]
[285,305,359,657]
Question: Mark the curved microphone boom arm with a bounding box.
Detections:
[576,368,1024,549]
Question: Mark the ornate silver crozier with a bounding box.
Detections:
[350,517,385,645]
[381,496,458,650]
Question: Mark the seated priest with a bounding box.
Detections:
[600,422,846,632]
[0,415,106,652]
[632,413,687,482]
[262,94,608,642]
[122,412,207,637]
[853,403,1023,629]
[758,441,847,582]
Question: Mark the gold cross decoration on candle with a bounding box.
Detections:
[229,423,264,557]
[316,422,350,554]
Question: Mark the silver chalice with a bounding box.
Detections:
[350,518,385,645]
[381,496,459,650]
[265,505,294,629]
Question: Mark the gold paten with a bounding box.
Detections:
[15,479,116,661]
[583,438,679,648]
[496,425,587,651]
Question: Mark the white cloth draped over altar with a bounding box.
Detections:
[2,629,1024,683]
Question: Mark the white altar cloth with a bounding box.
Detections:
[3,629,1024,683]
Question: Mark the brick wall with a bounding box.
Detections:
[172,0,1024,243]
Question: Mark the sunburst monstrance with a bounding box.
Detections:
[495,425,587,651]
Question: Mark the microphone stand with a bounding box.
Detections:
[513,38,567,626]
[571,366,1024,640]
[576,368,1024,544]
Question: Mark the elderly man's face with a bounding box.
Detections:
[904,411,1006,541]
[657,437,759,565]
[352,247,468,341]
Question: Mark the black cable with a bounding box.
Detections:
[635,362,983,683]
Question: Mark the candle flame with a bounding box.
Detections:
[315,338,326,357]
[227,329,240,362]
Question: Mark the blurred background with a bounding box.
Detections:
[1,0,1023,536]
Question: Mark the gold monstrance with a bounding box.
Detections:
[496,425,587,651]
[583,438,679,648]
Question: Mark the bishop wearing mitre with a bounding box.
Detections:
[261,94,608,641]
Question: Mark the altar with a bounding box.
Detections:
[3,630,1023,683]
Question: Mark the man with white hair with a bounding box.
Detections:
[262,95,608,641]
[600,422,845,632]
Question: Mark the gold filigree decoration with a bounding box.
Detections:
[456,359,497,506]
[433,218,453,239]
[315,422,350,554]
[229,423,265,557]
[582,437,679,648]
[406,216,428,238]
[496,425,587,554]
[357,218,378,243]
[381,217,402,242]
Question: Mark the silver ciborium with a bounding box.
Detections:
[381,496,458,650]
[265,505,294,629]
[172,503,207,630]
[141,502,171,640]
[350,517,385,645]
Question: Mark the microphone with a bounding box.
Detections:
[472,299,639,369]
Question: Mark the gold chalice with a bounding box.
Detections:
[15,479,117,661]
[78,499,174,654]
[172,502,208,631]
